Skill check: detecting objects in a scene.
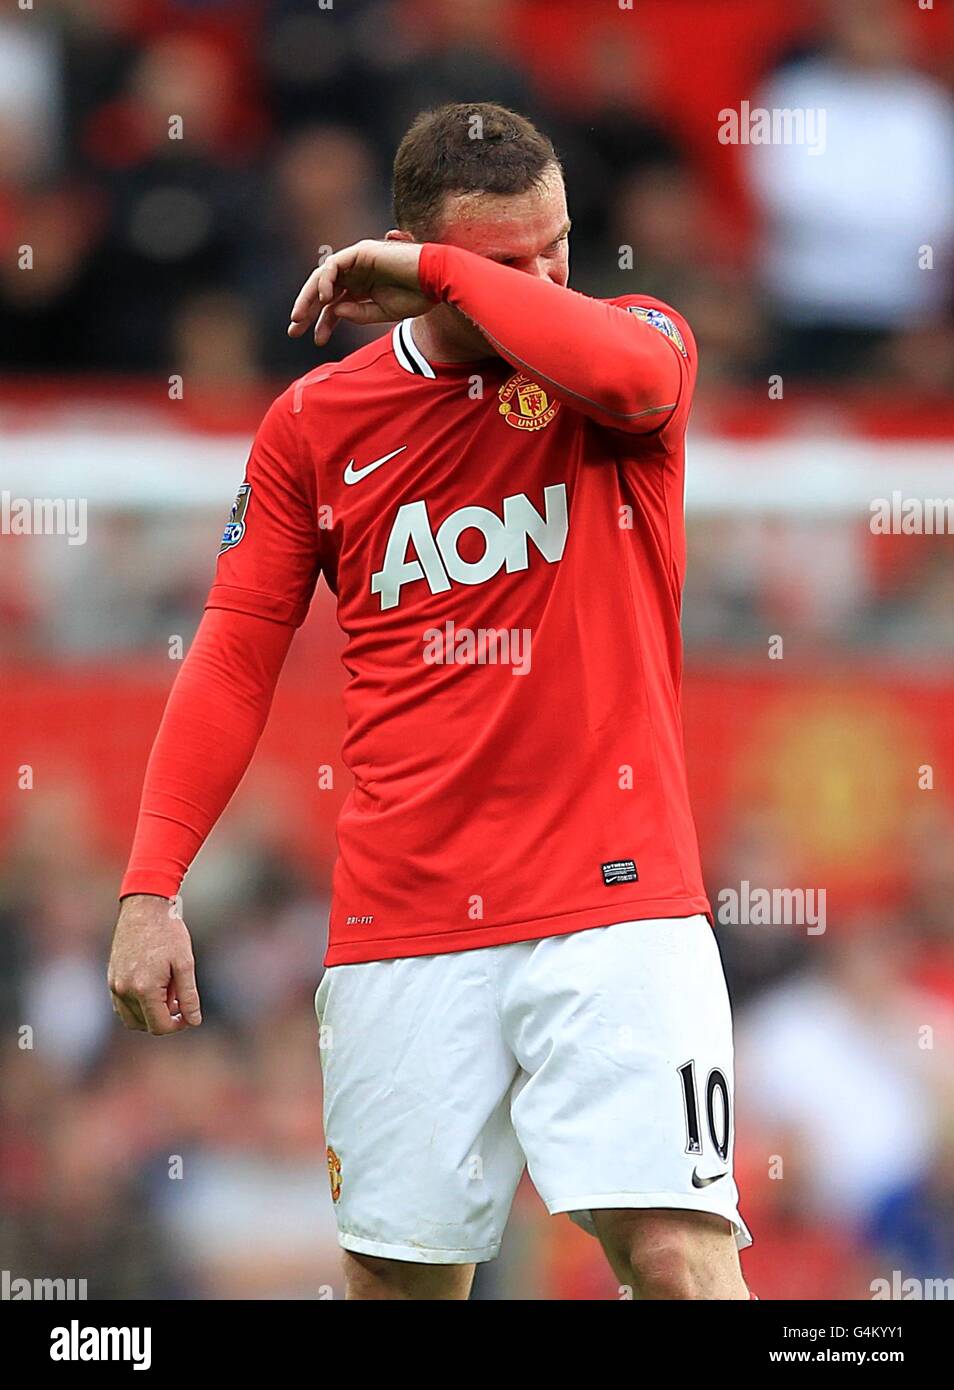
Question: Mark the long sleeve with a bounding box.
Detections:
[119,607,295,899]
[118,383,321,900]
[120,384,322,900]
[417,242,691,434]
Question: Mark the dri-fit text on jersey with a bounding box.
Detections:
[371,483,568,610]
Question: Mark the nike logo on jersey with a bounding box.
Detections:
[691,1168,728,1188]
[344,446,407,485]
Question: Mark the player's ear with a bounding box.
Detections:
[385,229,416,243]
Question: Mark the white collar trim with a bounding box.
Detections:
[391,319,437,379]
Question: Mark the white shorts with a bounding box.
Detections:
[314,914,751,1264]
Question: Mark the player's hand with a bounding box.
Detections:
[287,239,432,348]
[107,894,202,1036]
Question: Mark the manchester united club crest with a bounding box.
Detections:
[326,1145,342,1203]
[498,373,560,432]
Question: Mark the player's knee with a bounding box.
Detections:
[631,1230,704,1300]
[343,1250,472,1300]
[598,1209,724,1300]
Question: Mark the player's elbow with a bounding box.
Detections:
[588,334,680,421]
[595,368,680,428]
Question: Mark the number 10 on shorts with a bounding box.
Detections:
[678,1059,730,1162]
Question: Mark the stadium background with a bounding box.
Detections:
[2,0,954,1300]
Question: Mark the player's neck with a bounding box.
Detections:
[410,304,498,366]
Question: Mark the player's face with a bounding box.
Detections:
[435,164,571,287]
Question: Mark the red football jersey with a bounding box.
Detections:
[210,285,710,966]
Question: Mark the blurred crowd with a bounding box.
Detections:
[0,789,338,1298]
[3,0,954,1301]
[1,0,953,393]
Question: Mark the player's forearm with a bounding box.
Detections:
[119,607,294,900]
[417,243,683,431]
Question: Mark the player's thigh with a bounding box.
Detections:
[504,915,751,1248]
[315,949,524,1265]
[342,1250,475,1301]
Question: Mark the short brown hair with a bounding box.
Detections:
[392,102,561,239]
